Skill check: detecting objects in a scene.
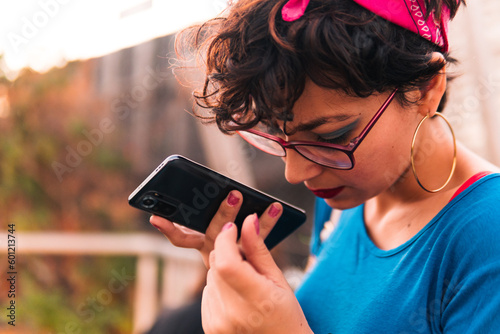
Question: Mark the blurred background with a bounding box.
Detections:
[0,0,499,333]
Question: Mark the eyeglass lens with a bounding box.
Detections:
[238,131,353,169]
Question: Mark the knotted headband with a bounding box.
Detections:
[281,0,454,52]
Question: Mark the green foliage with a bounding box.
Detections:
[10,206,53,229]
[92,147,131,171]
[18,256,135,333]
[1,60,140,231]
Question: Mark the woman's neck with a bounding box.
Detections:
[363,138,498,250]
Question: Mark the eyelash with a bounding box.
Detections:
[316,132,351,145]
[258,122,353,145]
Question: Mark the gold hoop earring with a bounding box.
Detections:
[410,112,457,193]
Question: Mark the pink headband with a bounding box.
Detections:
[281,0,453,52]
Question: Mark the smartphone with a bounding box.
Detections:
[128,155,306,249]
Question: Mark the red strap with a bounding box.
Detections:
[449,171,492,202]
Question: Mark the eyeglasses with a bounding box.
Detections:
[237,88,398,170]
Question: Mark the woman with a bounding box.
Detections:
[151,0,500,332]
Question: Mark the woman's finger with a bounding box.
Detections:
[204,190,243,248]
[240,214,286,281]
[212,220,269,297]
[150,215,204,249]
[258,202,283,239]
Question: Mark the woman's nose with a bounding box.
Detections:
[283,149,323,185]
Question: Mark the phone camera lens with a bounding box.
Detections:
[141,195,157,209]
[157,201,177,216]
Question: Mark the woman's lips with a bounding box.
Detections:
[309,186,345,199]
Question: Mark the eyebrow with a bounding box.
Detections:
[284,114,358,135]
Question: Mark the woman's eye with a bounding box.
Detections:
[317,133,351,145]
[315,121,359,146]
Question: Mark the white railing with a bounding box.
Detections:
[2,232,204,334]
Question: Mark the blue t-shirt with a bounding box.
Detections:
[295,174,500,333]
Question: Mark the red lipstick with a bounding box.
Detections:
[309,186,345,199]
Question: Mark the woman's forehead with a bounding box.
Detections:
[258,80,391,134]
[287,82,369,123]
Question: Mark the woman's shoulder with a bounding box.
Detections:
[452,172,500,205]
[444,172,500,222]
[436,174,500,333]
[438,173,500,253]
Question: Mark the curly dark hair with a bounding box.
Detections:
[175,0,465,133]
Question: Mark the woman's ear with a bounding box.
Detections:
[417,52,447,117]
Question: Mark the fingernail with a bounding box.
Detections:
[253,214,260,235]
[268,204,281,218]
[150,216,160,229]
[222,222,233,231]
[227,192,240,206]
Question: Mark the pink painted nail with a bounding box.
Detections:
[253,214,260,235]
[268,204,281,218]
[222,222,233,231]
[150,217,160,230]
[227,192,240,206]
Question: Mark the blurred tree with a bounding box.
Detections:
[0,59,139,333]
[1,61,141,232]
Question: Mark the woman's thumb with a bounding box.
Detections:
[240,214,283,280]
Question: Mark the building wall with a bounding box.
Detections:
[447,1,500,164]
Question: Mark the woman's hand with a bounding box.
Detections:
[149,190,283,267]
[202,214,313,334]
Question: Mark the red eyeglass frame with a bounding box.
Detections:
[237,88,399,170]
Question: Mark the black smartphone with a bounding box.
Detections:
[128,155,306,249]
